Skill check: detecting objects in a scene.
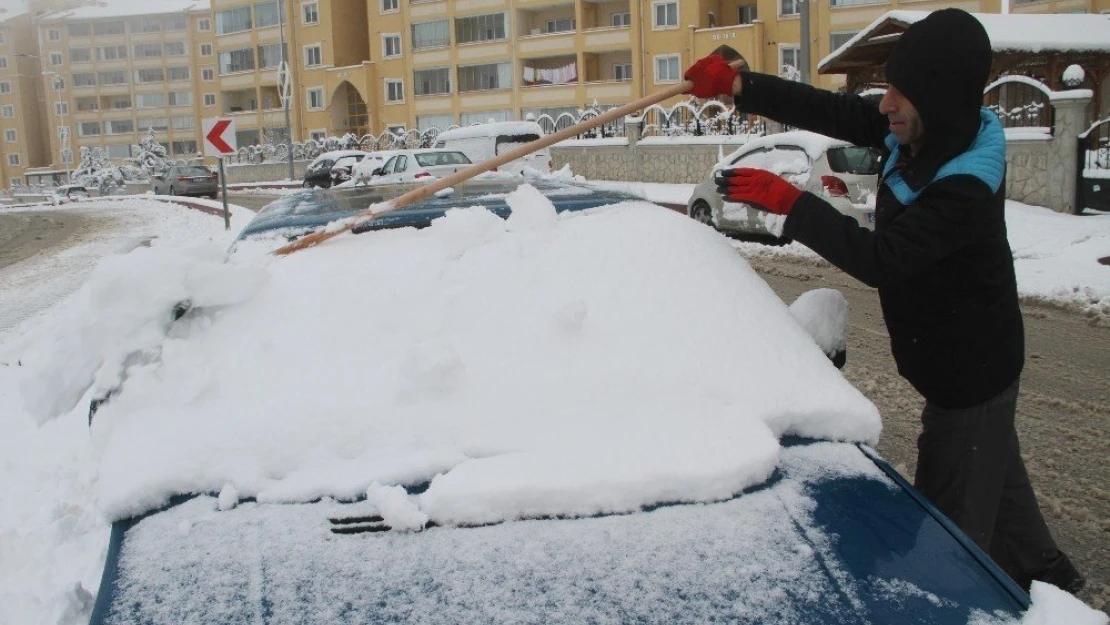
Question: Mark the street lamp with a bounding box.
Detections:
[278,2,294,181]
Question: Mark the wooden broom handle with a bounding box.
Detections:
[273,80,694,256]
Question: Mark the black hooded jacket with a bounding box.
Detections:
[732,13,1022,409]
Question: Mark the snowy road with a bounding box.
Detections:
[0,211,91,270]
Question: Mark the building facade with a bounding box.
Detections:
[1,0,1105,187]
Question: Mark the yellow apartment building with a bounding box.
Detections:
[31,0,213,176]
[3,0,1105,186]
[0,7,52,189]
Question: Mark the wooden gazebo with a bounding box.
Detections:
[818,11,1110,118]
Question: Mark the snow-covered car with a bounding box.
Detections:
[432,121,553,174]
[302,150,368,188]
[27,180,1046,623]
[151,165,219,198]
[367,149,473,184]
[687,131,882,239]
[48,184,91,205]
[344,150,400,186]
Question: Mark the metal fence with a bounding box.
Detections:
[983,76,1054,132]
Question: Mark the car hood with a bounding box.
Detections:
[90,440,1027,625]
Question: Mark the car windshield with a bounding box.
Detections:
[178,166,212,176]
[826,147,883,175]
[415,151,471,167]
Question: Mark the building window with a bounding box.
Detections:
[303,2,319,24]
[382,34,401,58]
[382,0,399,13]
[169,91,192,106]
[220,48,256,74]
[165,15,187,31]
[171,140,197,156]
[457,62,510,92]
[0,56,6,69]
[412,20,449,49]
[135,67,165,83]
[830,31,858,52]
[216,7,252,35]
[94,21,125,36]
[136,93,165,108]
[198,17,211,31]
[614,63,632,81]
[97,45,127,61]
[9,177,19,187]
[655,54,680,82]
[201,43,213,57]
[165,41,187,56]
[7,154,19,166]
[98,71,127,85]
[54,102,69,115]
[4,129,15,142]
[611,12,631,27]
[307,87,324,109]
[779,45,801,80]
[304,44,322,67]
[47,29,61,41]
[69,48,92,63]
[385,79,404,103]
[105,119,134,134]
[0,31,5,45]
[78,121,101,136]
[49,52,63,65]
[414,67,450,96]
[133,43,163,59]
[830,0,883,5]
[455,13,507,44]
[52,77,65,91]
[546,17,575,33]
[460,110,510,125]
[780,0,798,16]
[653,2,678,28]
[255,1,284,28]
[67,23,91,37]
[0,105,12,117]
[171,115,194,130]
[204,93,217,107]
[258,43,286,69]
[202,68,215,81]
[130,17,162,33]
[0,81,9,94]
[108,96,130,109]
[309,129,326,141]
[738,4,757,24]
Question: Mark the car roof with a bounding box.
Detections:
[310,150,367,164]
[435,121,545,142]
[89,439,1027,624]
[722,131,854,166]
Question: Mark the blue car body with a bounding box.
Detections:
[88,439,1027,624]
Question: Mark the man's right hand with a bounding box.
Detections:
[683,54,744,99]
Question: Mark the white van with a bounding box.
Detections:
[432,121,553,174]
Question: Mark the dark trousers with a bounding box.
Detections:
[914,380,1062,588]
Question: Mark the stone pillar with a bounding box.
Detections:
[626,117,641,182]
[1046,90,1093,214]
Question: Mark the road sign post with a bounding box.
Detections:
[203,117,238,231]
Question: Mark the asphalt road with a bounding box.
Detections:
[743,248,1110,613]
[0,211,90,271]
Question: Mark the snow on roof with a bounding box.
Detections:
[19,185,880,523]
[0,0,29,23]
[436,121,546,142]
[38,0,209,22]
[819,11,1110,72]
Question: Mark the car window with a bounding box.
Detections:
[380,156,397,174]
[179,166,211,176]
[414,152,469,167]
[826,147,883,175]
[395,155,408,172]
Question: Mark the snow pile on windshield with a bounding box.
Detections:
[17,184,879,524]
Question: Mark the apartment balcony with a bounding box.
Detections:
[222,88,259,116]
[582,25,631,51]
[691,23,761,60]
[517,30,577,56]
[520,54,580,106]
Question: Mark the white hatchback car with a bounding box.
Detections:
[368,149,473,184]
[687,131,882,239]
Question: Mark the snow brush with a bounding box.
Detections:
[272,46,747,257]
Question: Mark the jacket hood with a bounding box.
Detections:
[884,9,993,189]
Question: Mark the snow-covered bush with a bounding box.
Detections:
[133,129,169,176]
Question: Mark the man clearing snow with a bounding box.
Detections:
[683,8,1084,594]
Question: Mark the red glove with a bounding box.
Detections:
[715,168,803,216]
[683,55,739,99]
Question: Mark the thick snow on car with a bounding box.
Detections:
[688,131,882,240]
[17,179,1073,624]
[433,120,554,175]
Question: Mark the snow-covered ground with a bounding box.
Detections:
[0,189,1107,625]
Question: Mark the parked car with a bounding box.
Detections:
[83,179,1031,623]
[433,120,553,174]
[48,184,90,205]
[346,150,401,185]
[328,154,367,186]
[367,149,473,185]
[302,150,368,188]
[687,131,882,239]
[152,165,219,198]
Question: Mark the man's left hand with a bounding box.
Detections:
[715,168,802,216]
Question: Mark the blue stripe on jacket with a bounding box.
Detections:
[882,108,1006,205]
